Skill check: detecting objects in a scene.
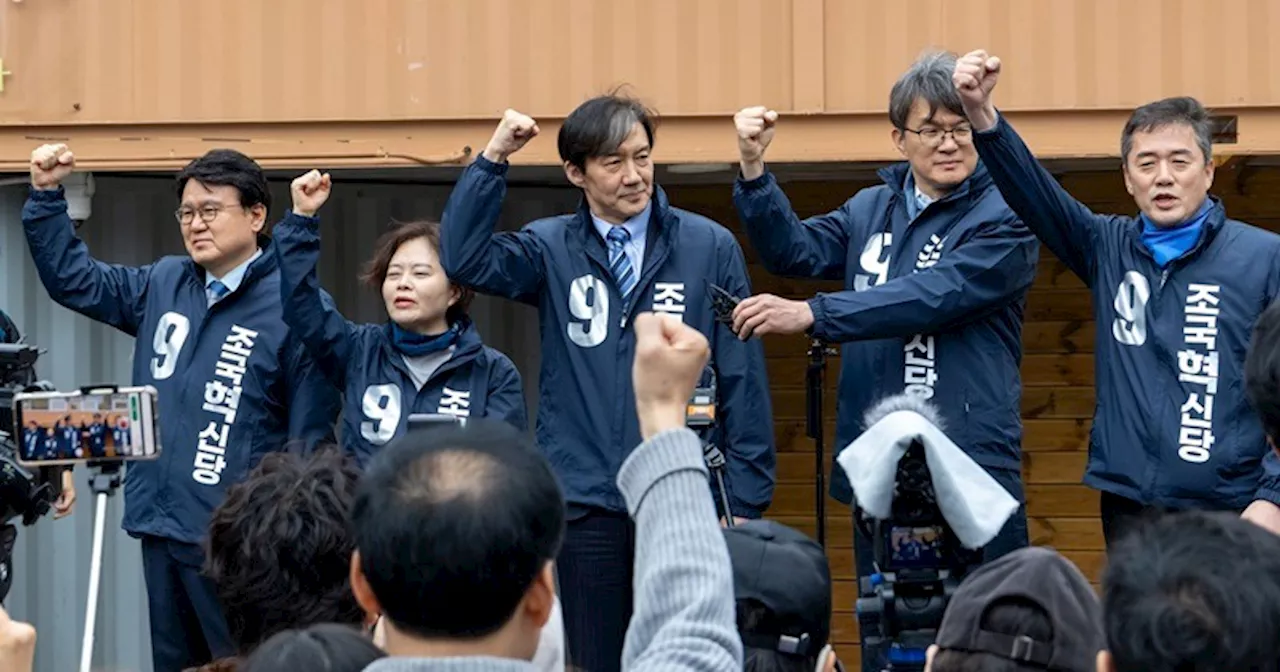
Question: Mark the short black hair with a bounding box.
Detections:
[740,601,815,672]
[557,91,658,170]
[204,448,364,653]
[888,51,966,130]
[1120,96,1213,164]
[1102,510,1280,672]
[175,149,272,213]
[1246,298,1280,444]
[351,419,566,639]
[930,598,1054,672]
[240,624,385,672]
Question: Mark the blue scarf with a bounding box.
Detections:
[1140,199,1213,268]
[390,321,461,357]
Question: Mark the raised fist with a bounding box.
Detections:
[953,50,1001,130]
[482,109,540,163]
[30,143,75,190]
[290,169,332,218]
[632,312,710,439]
[735,106,778,165]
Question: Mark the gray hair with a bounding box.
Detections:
[1120,96,1213,164]
[888,51,966,130]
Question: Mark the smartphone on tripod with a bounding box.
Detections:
[11,385,161,467]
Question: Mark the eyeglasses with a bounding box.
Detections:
[175,204,240,225]
[901,125,973,147]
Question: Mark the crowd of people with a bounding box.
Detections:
[5,44,1280,672]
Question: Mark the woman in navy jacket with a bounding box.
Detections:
[276,171,527,466]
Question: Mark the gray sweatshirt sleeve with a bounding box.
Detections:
[616,427,743,671]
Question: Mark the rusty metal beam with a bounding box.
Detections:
[6,108,1280,172]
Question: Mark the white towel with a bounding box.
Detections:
[836,404,1018,549]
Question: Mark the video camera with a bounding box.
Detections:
[841,394,1014,672]
[854,438,981,671]
[0,311,62,602]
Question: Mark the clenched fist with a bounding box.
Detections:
[290,170,332,218]
[953,50,1001,132]
[734,106,778,179]
[30,143,75,190]
[482,109,539,164]
[632,312,710,439]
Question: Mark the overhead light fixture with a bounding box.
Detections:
[64,172,95,221]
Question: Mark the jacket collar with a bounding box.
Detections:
[183,233,277,286]
[381,316,485,366]
[877,161,994,208]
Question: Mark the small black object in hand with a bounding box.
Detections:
[707,284,741,327]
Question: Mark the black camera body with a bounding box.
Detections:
[0,320,62,602]
[855,440,981,671]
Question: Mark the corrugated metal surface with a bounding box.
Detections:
[6,0,1280,126]
[0,175,576,672]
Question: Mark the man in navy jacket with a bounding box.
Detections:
[730,52,1039,672]
[23,144,341,672]
[440,96,775,672]
[954,50,1280,542]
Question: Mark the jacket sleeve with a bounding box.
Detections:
[713,234,776,518]
[617,428,743,671]
[807,216,1039,343]
[439,155,546,305]
[274,211,359,389]
[972,114,1109,285]
[1256,451,1280,506]
[283,340,341,450]
[485,354,529,432]
[22,187,152,336]
[732,171,853,281]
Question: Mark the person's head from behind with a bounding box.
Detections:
[558,92,657,224]
[890,50,978,198]
[240,624,385,672]
[1245,297,1280,454]
[927,547,1103,672]
[175,149,271,278]
[204,447,364,655]
[1099,510,1280,672]
[1120,96,1215,228]
[360,220,473,336]
[349,419,565,661]
[725,520,841,672]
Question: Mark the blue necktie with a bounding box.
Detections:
[209,280,230,304]
[606,227,636,310]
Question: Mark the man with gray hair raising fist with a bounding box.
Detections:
[954,49,1280,542]
[730,50,1039,672]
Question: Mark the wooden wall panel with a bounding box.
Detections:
[6,0,1280,130]
[0,0,797,124]
[823,0,1280,113]
[665,164,1280,662]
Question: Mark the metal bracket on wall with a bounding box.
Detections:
[0,59,10,93]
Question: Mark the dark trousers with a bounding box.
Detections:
[854,468,1029,672]
[141,535,236,672]
[557,510,636,672]
[1099,491,1156,548]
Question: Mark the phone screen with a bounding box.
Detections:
[12,387,160,466]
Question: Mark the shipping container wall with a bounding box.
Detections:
[4,0,1280,126]
[0,176,577,672]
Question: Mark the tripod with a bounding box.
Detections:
[79,462,121,672]
[703,442,735,528]
[806,337,836,547]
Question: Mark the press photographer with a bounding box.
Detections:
[0,308,75,603]
[837,393,1020,672]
